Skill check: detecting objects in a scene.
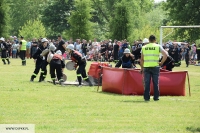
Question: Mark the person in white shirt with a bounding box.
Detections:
[11,41,18,58]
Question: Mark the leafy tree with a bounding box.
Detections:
[0,0,10,37]
[68,0,93,40]
[41,0,74,38]
[164,0,200,41]
[109,0,131,40]
[8,0,48,36]
[18,19,46,39]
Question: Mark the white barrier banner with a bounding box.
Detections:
[0,124,35,133]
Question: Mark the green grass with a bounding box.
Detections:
[0,59,200,133]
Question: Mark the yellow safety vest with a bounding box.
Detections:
[21,40,27,50]
[142,43,160,67]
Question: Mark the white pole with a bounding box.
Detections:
[160,27,163,45]
[161,25,200,28]
[159,25,200,45]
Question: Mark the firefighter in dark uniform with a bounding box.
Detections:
[30,38,48,82]
[19,36,27,66]
[160,48,175,71]
[115,48,135,68]
[66,44,93,87]
[49,50,65,85]
[0,37,10,65]
[38,38,50,82]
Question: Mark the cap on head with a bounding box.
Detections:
[66,44,74,50]
[20,36,24,39]
[41,38,48,43]
[142,38,149,44]
[124,48,131,54]
[0,37,5,41]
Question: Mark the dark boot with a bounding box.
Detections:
[59,79,64,86]
[2,59,6,65]
[77,76,82,85]
[30,76,35,82]
[39,76,43,82]
[85,78,93,86]
[53,80,56,85]
[6,59,10,65]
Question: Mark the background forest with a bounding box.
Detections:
[0,0,200,43]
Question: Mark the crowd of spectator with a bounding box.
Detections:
[1,36,200,67]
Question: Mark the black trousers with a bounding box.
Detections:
[39,60,48,80]
[20,50,26,65]
[1,50,10,64]
[76,63,88,85]
[50,60,63,81]
[185,55,189,66]
[197,53,200,63]
[31,60,43,78]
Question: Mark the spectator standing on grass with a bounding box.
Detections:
[140,35,168,101]
[171,43,180,67]
[132,38,149,65]
[74,39,82,54]
[181,45,187,60]
[26,39,31,59]
[11,41,18,58]
[30,38,38,58]
[192,44,197,60]
[56,35,67,55]
[81,39,88,57]
[184,44,190,67]
[13,36,18,44]
[113,41,120,63]
[6,39,12,58]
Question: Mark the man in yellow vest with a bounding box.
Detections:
[19,36,27,66]
[140,35,168,101]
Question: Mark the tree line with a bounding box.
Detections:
[0,0,200,42]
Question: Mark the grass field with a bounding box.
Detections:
[0,58,200,133]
